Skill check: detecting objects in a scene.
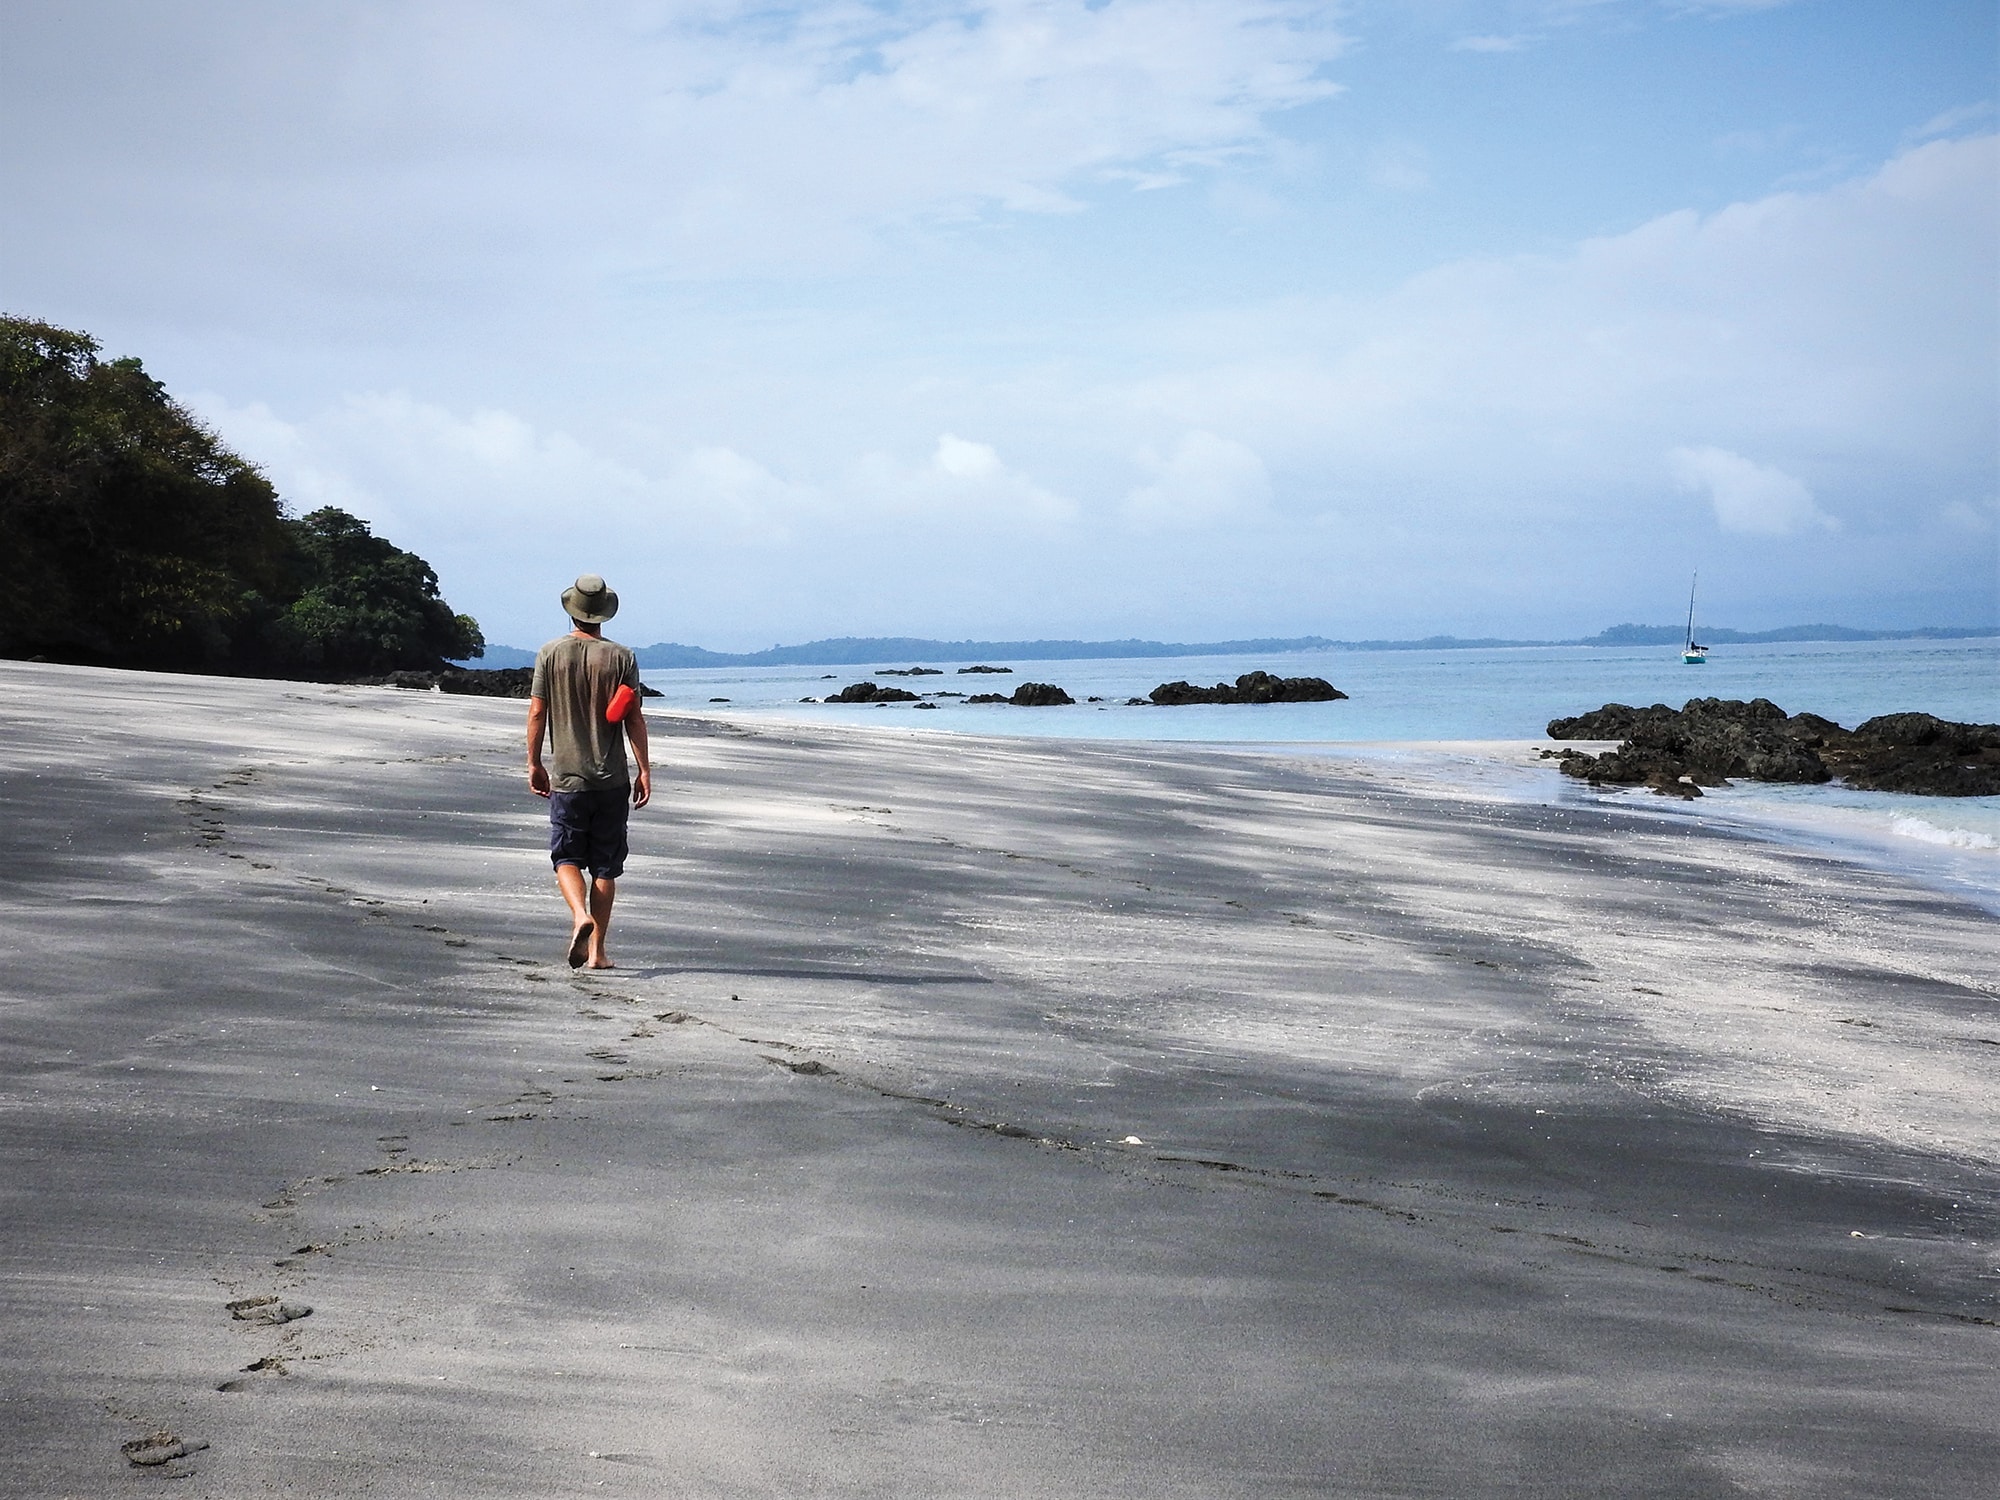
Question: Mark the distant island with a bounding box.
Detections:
[463,623,1995,672]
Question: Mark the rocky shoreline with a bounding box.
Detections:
[1546,697,2000,798]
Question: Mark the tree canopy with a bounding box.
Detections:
[0,315,481,676]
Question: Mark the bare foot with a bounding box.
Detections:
[588,953,617,970]
[567,918,596,969]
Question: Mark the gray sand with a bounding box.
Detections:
[1,661,1994,1497]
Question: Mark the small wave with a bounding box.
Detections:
[1889,816,2000,852]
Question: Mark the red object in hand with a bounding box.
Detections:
[606,684,637,723]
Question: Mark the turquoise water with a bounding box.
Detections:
[650,636,2000,911]
[653,636,1996,741]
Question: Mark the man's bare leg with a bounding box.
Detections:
[555,863,596,967]
[587,877,617,968]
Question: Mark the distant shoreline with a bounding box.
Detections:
[460,624,1999,671]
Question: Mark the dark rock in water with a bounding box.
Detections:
[958,664,1013,674]
[1546,702,1673,740]
[825,681,920,703]
[1148,679,1225,705]
[1237,670,1345,703]
[1126,697,1147,706]
[878,666,943,676]
[966,693,1009,704]
[1645,770,1702,800]
[639,683,663,697]
[1550,698,2000,796]
[1552,697,1827,790]
[913,701,938,710]
[1009,682,1074,706]
[798,696,818,703]
[1826,713,2000,795]
[1149,671,1347,706]
[708,697,730,702]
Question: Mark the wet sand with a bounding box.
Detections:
[1,660,1994,1497]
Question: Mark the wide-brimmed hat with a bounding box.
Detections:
[562,573,619,624]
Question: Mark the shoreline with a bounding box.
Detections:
[3,661,1996,1495]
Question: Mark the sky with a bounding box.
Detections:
[3,0,1995,651]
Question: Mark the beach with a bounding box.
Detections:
[2,661,1995,1497]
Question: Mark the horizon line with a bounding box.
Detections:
[459,622,1998,669]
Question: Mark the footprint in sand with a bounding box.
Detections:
[218,1354,288,1392]
[762,1055,839,1077]
[122,1430,210,1467]
[226,1294,312,1325]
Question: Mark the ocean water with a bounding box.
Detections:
[648,636,2000,912]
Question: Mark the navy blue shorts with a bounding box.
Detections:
[548,787,630,880]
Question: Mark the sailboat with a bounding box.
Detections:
[1682,574,1708,664]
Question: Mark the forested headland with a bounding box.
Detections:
[0,315,482,678]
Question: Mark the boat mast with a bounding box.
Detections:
[1685,573,1698,649]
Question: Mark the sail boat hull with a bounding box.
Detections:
[1682,575,1707,663]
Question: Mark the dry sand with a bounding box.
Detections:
[1,661,1994,1497]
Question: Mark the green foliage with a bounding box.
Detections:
[0,315,482,676]
[274,508,485,676]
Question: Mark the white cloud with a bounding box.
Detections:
[1,1,1349,295]
[1112,135,1996,512]
[1124,431,1272,529]
[188,132,1995,642]
[878,434,1078,525]
[1368,140,1432,192]
[1906,103,1996,146]
[1668,446,1835,535]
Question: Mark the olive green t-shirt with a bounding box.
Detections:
[530,634,643,792]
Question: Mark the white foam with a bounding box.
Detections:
[1889,815,1999,852]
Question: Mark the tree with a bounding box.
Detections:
[0,316,297,666]
[0,314,483,676]
[273,507,485,676]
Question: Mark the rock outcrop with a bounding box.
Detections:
[1825,713,2000,796]
[1009,682,1075,706]
[964,682,1075,705]
[958,665,1013,674]
[1547,698,2000,796]
[1149,671,1347,706]
[826,681,920,703]
[360,666,558,698]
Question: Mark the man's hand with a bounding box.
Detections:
[625,705,651,810]
[526,696,551,798]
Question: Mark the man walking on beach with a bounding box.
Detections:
[527,574,652,969]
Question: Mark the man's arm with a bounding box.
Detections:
[526,695,551,798]
[625,705,651,809]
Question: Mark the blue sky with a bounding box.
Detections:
[3,1,1994,649]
